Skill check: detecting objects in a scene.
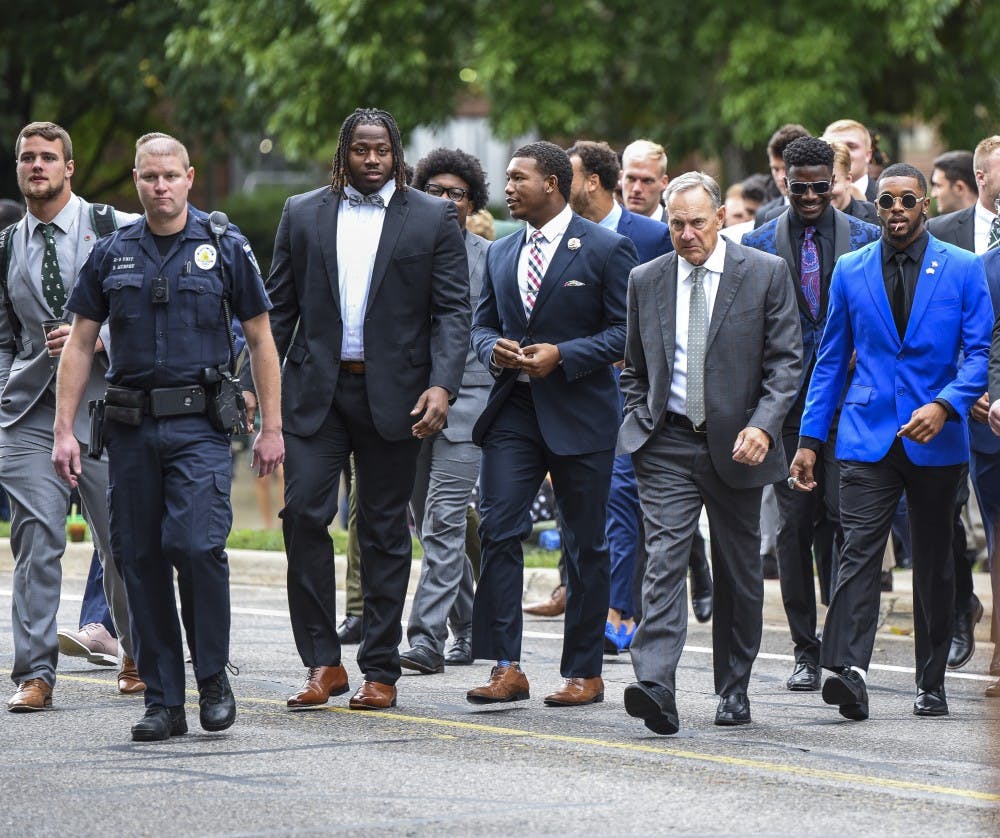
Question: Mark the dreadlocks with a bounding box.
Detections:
[330,108,409,193]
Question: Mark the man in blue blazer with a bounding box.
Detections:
[790,164,993,720]
[467,141,637,707]
[742,137,880,693]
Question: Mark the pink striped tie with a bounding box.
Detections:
[524,230,546,315]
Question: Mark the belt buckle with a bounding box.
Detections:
[692,421,707,434]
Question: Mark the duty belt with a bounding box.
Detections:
[104,384,207,425]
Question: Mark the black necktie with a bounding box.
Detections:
[347,192,385,208]
[891,252,908,339]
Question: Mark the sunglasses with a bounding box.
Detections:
[424,183,469,201]
[787,180,831,195]
[877,193,924,210]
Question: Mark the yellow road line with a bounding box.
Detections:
[59,673,1000,803]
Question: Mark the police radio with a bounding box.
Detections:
[203,211,250,436]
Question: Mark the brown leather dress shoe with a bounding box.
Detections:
[543,676,604,706]
[985,678,1000,698]
[466,664,530,704]
[287,665,350,707]
[523,585,566,617]
[117,656,146,694]
[348,680,397,710]
[8,678,53,712]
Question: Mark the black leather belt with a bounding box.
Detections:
[340,361,366,374]
[664,411,706,434]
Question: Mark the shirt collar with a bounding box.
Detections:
[526,203,573,243]
[26,193,79,238]
[881,229,929,265]
[678,236,727,282]
[598,202,623,231]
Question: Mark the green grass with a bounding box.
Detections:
[0,519,560,569]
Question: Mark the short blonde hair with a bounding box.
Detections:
[135,132,190,169]
[973,136,1000,174]
[828,141,852,177]
[622,139,668,176]
[823,119,871,150]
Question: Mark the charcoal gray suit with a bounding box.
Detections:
[619,240,801,697]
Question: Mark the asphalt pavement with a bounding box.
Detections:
[1,540,998,836]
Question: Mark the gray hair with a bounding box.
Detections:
[663,171,722,211]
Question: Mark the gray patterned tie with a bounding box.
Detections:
[686,266,708,427]
[988,215,1000,251]
[40,223,65,318]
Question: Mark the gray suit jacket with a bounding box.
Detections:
[0,196,136,441]
[927,205,975,252]
[617,241,802,489]
[442,231,491,442]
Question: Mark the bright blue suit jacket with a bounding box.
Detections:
[800,233,992,465]
[471,213,637,456]
[615,207,672,264]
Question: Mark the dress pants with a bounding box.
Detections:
[473,383,613,677]
[774,427,841,665]
[282,371,420,685]
[821,439,962,689]
[969,447,1000,642]
[106,414,231,708]
[407,432,479,654]
[1,401,132,687]
[630,424,764,697]
[607,453,640,617]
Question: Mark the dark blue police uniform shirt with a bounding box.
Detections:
[68,205,271,390]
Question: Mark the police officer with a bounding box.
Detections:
[52,132,284,742]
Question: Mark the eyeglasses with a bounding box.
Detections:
[877,192,924,210]
[424,183,469,201]
[787,180,831,195]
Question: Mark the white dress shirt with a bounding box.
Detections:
[24,193,83,303]
[973,201,997,255]
[667,237,726,416]
[336,180,397,360]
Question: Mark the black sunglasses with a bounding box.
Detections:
[877,192,924,210]
[425,183,469,201]
[787,180,831,195]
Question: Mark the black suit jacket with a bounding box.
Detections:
[267,185,470,441]
[926,205,976,252]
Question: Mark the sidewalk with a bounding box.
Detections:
[1,537,993,641]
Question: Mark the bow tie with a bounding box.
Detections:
[347,192,385,208]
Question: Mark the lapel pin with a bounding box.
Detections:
[567,237,581,251]
[926,267,935,275]
[931,260,939,268]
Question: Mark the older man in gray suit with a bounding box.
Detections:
[399,149,492,673]
[2,122,137,711]
[618,172,801,734]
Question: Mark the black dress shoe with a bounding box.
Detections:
[822,669,869,721]
[198,670,236,731]
[131,705,188,742]
[715,693,751,726]
[444,637,473,666]
[337,614,363,645]
[399,645,444,674]
[623,681,679,735]
[786,661,820,692]
[690,556,713,623]
[947,595,983,670]
[913,686,949,717]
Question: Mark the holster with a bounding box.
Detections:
[205,373,250,435]
[87,399,105,459]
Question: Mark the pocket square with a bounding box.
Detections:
[563,279,585,287]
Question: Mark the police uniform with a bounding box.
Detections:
[66,206,270,712]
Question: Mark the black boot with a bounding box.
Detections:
[198,670,236,732]
[131,705,188,742]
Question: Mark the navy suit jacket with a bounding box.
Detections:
[615,207,672,264]
[927,205,975,252]
[471,212,638,455]
[741,208,880,394]
[977,249,1000,454]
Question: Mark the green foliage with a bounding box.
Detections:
[219,186,293,276]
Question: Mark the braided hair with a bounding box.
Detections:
[330,108,409,193]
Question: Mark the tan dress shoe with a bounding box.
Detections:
[523,585,566,617]
[466,664,530,704]
[985,678,1000,698]
[8,678,53,712]
[288,665,350,707]
[117,656,146,694]
[349,680,397,710]
[57,623,119,666]
[544,676,604,706]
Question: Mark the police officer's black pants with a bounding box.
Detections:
[106,414,233,709]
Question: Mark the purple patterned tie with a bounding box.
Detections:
[801,226,821,319]
[524,230,546,315]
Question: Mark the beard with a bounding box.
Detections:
[18,173,67,202]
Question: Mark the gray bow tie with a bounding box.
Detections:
[347,192,385,208]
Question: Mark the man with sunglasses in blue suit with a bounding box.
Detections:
[789,163,993,721]
[742,137,879,694]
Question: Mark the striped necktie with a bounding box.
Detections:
[988,215,1000,251]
